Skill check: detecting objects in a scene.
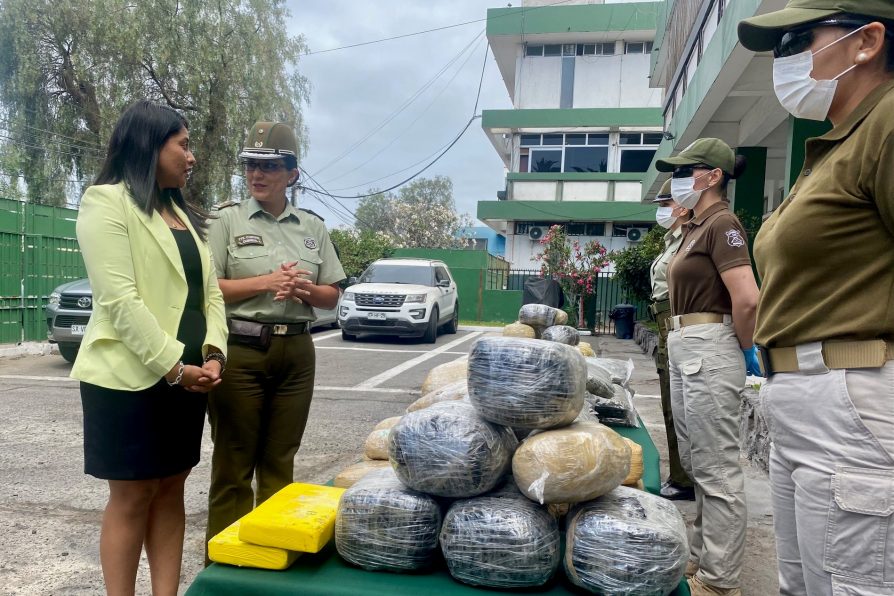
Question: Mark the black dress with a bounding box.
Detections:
[81,228,208,480]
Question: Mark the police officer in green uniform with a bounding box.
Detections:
[649,178,694,501]
[738,4,894,594]
[205,122,346,554]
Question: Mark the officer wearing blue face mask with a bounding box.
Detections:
[739,3,894,595]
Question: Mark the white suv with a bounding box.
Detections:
[339,258,459,343]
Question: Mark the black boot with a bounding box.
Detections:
[660,480,695,501]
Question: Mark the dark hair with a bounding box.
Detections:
[95,100,209,239]
[719,155,748,198]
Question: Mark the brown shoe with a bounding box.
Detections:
[685,560,699,578]
[687,575,742,596]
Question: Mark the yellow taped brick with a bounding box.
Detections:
[208,521,299,570]
[238,483,346,553]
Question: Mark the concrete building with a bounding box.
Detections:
[478,0,664,269]
[642,0,822,227]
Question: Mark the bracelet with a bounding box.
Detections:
[167,361,185,386]
[204,351,227,374]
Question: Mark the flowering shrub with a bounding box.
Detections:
[534,224,609,327]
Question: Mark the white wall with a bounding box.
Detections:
[517,57,562,108]
[563,182,610,201]
[512,181,558,200]
[506,231,644,269]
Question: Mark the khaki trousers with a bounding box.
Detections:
[763,346,894,596]
[668,322,747,589]
[655,307,692,487]
[205,332,316,555]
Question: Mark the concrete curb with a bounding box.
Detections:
[0,342,59,359]
[457,325,505,332]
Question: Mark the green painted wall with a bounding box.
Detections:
[482,289,522,323]
[785,117,833,192]
[482,107,664,130]
[478,200,656,223]
[733,146,767,225]
[487,2,659,36]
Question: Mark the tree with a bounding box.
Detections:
[329,228,395,280]
[609,225,665,304]
[353,176,473,249]
[0,0,309,206]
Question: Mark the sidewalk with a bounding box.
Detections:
[588,334,780,595]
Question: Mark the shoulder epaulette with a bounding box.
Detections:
[299,207,324,222]
[214,200,238,211]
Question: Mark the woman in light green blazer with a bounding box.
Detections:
[72,101,227,596]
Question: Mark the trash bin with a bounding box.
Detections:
[610,304,637,339]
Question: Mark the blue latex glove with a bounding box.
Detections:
[742,345,762,377]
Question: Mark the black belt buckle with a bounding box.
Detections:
[755,345,773,377]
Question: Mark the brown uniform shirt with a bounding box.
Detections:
[754,80,894,348]
[668,202,751,316]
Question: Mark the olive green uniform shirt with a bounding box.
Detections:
[754,80,894,348]
[668,202,751,316]
[208,198,346,323]
[650,226,684,302]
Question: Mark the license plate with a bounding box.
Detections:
[71,325,86,336]
[367,312,387,320]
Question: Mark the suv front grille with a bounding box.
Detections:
[355,293,406,307]
[60,294,92,310]
[55,315,90,328]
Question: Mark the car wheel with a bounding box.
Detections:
[444,302,459,334]
[423,306,439,344]
[341,329,356,341]
[58,343,79,363]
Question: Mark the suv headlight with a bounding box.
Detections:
[48,291,61,306]
[405,294,426,303]
[343,291,355,302]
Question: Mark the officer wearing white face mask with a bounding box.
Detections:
[656,138,760,596]
[649,179,695,502]
[739,3,894,595]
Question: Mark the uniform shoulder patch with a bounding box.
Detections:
[725,229,745,248]
[215,200,238,210]
[304,237,318,250]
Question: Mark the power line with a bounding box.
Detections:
[313,28,485,178]
[302,0,578,56]
[0,118,105,153]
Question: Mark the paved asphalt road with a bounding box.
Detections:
[0,328,778,595]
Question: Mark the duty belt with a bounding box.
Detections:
[666,312,731,332]
[756,340,894,376]
[649,300,671,316]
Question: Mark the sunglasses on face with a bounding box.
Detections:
[773,19,873,58]
[241,160,286,173]
[672,164,712,179]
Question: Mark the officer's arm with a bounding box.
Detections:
[720,265,759,348]
[290,282,341,309]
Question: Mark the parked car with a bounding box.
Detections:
[46,278,338,363]
[338,258,459,343]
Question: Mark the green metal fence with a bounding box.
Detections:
[0,198,85,343]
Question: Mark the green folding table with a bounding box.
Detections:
[187,418,689,596]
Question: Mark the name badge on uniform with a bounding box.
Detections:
[304,237,318,250]
[236,234,264,247]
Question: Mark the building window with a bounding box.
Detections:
[618,133,660,173]
[624,41,654,54]
[525,45,543,57]
[543,44,562,56]
[514,222,607,237]
[519,132,659,174]
[527,42,623,58]
[586,223,606,236]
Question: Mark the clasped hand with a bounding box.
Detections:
[270,261,314,304]
[167,360,223,393]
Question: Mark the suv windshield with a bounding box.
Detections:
[359,264,434,286]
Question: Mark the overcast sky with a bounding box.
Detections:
[285,1,513,229]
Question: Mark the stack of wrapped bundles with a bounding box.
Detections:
[420,357,468,394]
[335,468,442,572]
[406,379,467,413]
[518,303,567,329]
[207,520,300,570]
[540,325,580,346]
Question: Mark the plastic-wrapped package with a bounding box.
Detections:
[468,337,586,429]
[512,421,631,504]
[585,361,615,399]
[208,520,300,570]
[334,460,391,488]
[588,384,639,428]
[420,357,468,395]
[238,483,345,553]
[518,304,564,329]
[586,357,634,386]
[406,380,467,413]
[335,468,442,572]
[503,321,538,338]
[565,486,688,596]
[389,401,517,498]
[364,428,391,460]
[374,416,402,431]
[440,486,561,588]
[578,342,596,358]
[541,325,580,346]
[622,438,644,486]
